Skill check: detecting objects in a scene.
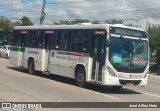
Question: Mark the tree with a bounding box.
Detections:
[92,20,100,24]
[53,19,90,25]
[125,23,135,27]
[12,21,21,26]
[105,19,123,24]
[73,18,89,24]
[0,16,13,44]
[147,23,160,64]
[21,16,33,26]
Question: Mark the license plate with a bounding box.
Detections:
[126,83,134,86]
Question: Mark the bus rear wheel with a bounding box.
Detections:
[28,60,35,74]
[75,68,86,87]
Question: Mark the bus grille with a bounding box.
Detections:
[119,80,141,85]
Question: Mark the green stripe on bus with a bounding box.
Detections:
[57,51,69,55]
[11,47,25,52]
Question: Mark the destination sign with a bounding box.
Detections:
[110,27,147,38]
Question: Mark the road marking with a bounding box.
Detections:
[0,66,7,69]
[84,89,119,100]
[135,90,160,98]
[93,91,119,100]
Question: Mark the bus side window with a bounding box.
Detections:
[56,30,70,50]
[45,33,53,50]
[20,32,28,47]
[32,30,43,48]
[12,30,20,46]
[26,31,33,47]
[71,30,88,52]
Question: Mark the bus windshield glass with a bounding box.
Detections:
[109,36,148,73]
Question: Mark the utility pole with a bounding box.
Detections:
[40,0,46,25]
[145,20,149,31]
[136,20,138,28]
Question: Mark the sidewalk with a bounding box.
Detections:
[149,72,160,80]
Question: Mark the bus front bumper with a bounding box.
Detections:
[102,73,148,86]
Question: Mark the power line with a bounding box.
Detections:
[44,1,160,20]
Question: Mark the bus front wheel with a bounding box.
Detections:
[28,60,35,74]
[75,68,86,87]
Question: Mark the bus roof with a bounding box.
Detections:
[13,24,146,32]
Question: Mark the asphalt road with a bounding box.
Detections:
[0,58,160,111]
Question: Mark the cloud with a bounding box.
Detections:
[53,0,137,20]
[52,0,160,28]
[0,0,160,29]
[0,0,42,23]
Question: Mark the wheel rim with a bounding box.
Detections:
[78,73,85,82]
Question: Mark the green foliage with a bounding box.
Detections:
[0,16,13,44]
[21,16,33,26]
[148,24,160,64]
[125,23,137,27]
[105,19,123,24]
[92,20,100,24]
[53,19,125,25]
[53,18,90,25]
[0,16,33,44]
[12,21,21,26]
[74,18,89,24]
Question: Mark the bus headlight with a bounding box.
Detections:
[144,70,149,78]
[107,66,117,77]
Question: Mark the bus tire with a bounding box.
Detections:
[75,68,86,87]
[112,86,123,89]
[28,59,35,74]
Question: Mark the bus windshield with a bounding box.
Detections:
[109,36,148,73]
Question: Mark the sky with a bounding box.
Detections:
[0,0,160,29]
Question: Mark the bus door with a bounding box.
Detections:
[20,31,28,66]
[44,30,54,71]
[91,30,106,82]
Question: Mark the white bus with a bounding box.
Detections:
[9,24,149,88]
